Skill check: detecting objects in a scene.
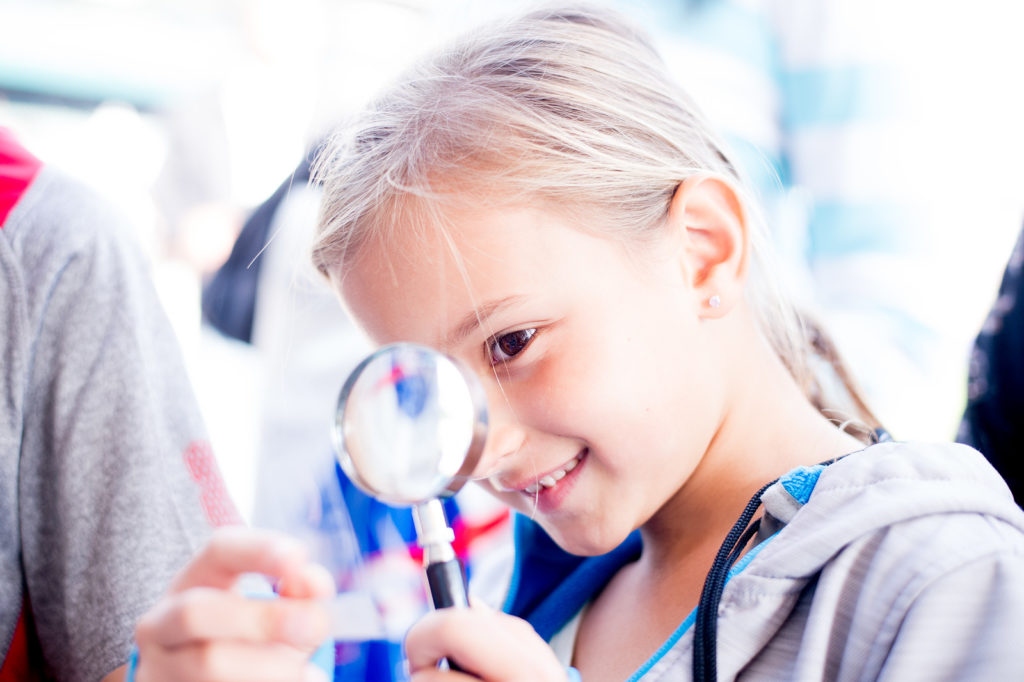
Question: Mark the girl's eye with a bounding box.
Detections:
[489,328,537,364]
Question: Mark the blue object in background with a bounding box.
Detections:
[324,462,465,681]
[393,368,429,419]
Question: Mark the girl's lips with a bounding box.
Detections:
[522,452,583,494]
[526,448,587,514]
[487,449,589,502]
[489,448,587,497]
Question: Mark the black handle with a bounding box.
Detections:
[425,557,470,672]
[426,557,469,610]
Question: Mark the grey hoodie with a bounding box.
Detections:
[508,441,1024,680]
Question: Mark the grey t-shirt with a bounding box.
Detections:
[1,164,230,680]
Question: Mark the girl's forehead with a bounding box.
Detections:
[339,202,678,349]
[337,207,582,338]
[336,206,518,343]
[344,204,553,297]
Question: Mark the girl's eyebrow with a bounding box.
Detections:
[444,295,527,348]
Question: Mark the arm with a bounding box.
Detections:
[13,168,238,680]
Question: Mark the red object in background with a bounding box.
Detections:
[0,128,42,228]
[183,439,244,526]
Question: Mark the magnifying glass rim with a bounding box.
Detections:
[333,342,488,507]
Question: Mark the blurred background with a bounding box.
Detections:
[2,0,1023,521]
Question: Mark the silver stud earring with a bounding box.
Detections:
[708,294,721,309]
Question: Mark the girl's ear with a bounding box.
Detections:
[666,174,749,318]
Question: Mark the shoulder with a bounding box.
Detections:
[6,166,143,270]
[739,442,1024,678]
[5,166,159,342]
[820,444,1024,678]
[753,441,1024,579]
[814,440,1020,522]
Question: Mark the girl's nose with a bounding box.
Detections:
[474,381,525,479]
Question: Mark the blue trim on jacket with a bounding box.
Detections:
[502,515,642,641]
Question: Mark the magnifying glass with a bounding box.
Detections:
[332,342,487,619]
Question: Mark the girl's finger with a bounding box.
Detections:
[277,562,336,600]
[136,638,327,682]
[405,608,565,681]
[169,527,308,593]
[136,587,330,650]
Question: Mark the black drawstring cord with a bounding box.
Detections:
[693,479,778,682]
[724,517,763,572]
[690,441,874,680]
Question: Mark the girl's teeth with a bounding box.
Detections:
[524,454,582,494]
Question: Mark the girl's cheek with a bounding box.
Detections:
[534,362,596,426]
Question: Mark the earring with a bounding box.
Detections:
[708,294,721,309]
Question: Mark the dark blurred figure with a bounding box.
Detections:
[960,222,1024,506]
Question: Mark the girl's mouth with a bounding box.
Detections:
[522,450,585,494]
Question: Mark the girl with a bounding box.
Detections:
[310,4,1024,681]
[131,4,1024,681]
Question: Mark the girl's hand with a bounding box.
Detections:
[405,605,568,682]
[133,527,335,682]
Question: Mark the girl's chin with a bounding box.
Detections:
[538,521,632,558]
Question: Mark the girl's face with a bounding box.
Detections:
[340,204,728,556]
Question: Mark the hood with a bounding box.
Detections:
[750,440,1024,581]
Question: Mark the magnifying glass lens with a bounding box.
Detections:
[334,343,487,506]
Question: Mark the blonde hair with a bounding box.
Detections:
[312,4,879,434]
